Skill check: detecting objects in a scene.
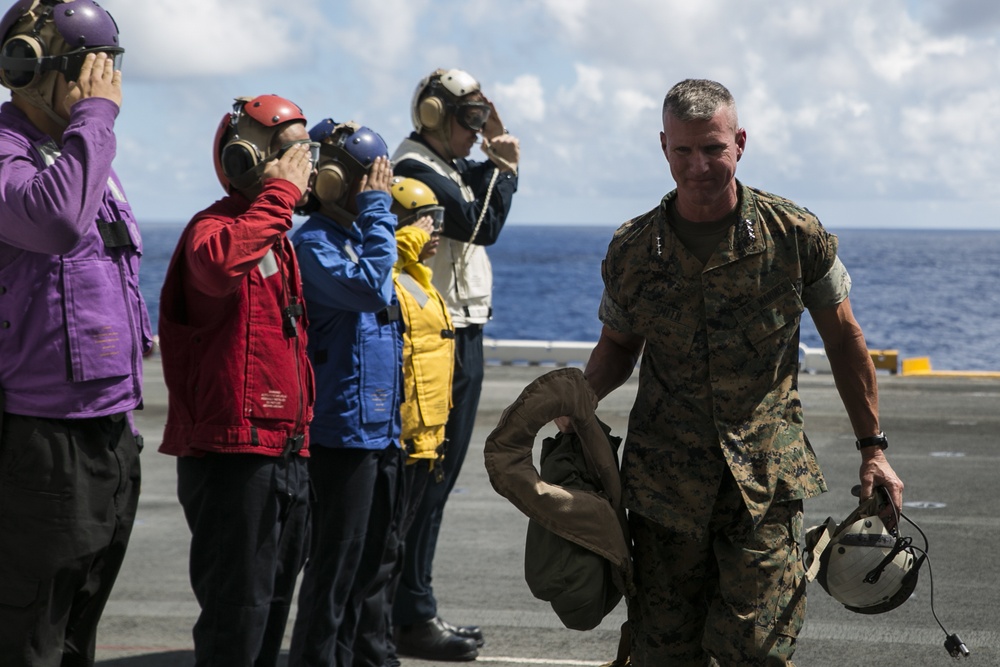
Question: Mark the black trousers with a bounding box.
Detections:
[289,445,404,667]
[177,452,310,667]
[382,460,433,654]
[394,324,483,626]
[0,412,141,667]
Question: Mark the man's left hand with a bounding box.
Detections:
[858,448,904,523]
[482,134,519,173]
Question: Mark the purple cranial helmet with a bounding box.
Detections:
[0,0,123,89]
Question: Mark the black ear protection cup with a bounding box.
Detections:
[314,162,349,203]
[417,94,447,131]
[0,33,44,89]
[220,138,262,180]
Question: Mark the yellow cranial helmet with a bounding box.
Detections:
[389,176,444,230]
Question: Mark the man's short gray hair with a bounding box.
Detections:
[662,79,738,128]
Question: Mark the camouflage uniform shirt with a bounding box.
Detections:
[600,181,849,539]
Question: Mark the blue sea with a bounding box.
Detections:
[139,225,1000,372]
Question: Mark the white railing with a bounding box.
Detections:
[483,338,839,375]
[799,343,832,374]
[483,338,594,366]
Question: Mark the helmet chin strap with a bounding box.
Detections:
[229,163,266,193]
[319,200,356,227]
[427,119,455,162]
[19,70,69,132]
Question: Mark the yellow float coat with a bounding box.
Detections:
[394,225,455,462]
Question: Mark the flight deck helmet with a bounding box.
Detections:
[411,68,491,135]
[0,0,123,90]
[805,489,925,614]
[389,176,444,230]
[307,118,388,207]
[213,94,310,193]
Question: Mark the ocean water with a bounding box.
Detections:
[139,224,1000,372]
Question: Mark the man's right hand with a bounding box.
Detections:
[261,143,313,198]
[411,215,435,236]
[65,52,122,109]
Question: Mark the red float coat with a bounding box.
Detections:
[158,180,314,457]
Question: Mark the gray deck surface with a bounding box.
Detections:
[93,359,999,666]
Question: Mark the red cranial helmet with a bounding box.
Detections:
[213,94,307,193]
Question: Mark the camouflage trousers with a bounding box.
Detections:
[627,472,806,667]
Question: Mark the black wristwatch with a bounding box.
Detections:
[856,432,888,451]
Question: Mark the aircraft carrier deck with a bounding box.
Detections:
[93,358,999,666]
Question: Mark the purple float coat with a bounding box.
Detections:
[0,98,150,418]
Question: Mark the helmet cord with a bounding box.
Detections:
[899,510,970,659]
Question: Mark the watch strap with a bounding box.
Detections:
[856,432,888,450]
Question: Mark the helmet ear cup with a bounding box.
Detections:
[0,34,46,89]
[220,139,262,180]
[418,95,446,131]
[314,162,349,203]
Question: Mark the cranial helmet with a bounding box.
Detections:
[805,488,925,614]
[411,68,489,134]
[804,488,970,659]
[0,0,122,90]
[213,94,307,193]
[389,176,444,229]
[308,118,388,207]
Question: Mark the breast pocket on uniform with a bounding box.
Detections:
[735,280,804,356]
[634,283,699,357]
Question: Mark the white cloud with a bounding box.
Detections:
[539,0,592,40]
[613,89,658,128]
[103,0,322,78]
[563,64,604,106]
[852,7,969,83]
[494,75,546,123]
[92,0,1000,226]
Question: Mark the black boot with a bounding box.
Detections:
[438,616,485,647]
[396,617,479,661]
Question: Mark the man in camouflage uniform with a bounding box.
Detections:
[582,79,904,666]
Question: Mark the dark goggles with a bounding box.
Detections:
[455,102,491,132]
[0,46,125,83]
[61,47,125,82]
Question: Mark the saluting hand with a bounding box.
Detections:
[262,143,313,199]
[411,215,435,236]
[480,96,505,141]
[359,156,392,194]
[65,52,122,109]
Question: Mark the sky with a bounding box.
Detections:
[93,0,1000,229]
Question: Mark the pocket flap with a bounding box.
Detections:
[0,575,39,609]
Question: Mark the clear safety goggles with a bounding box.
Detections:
[456,102,491,132]
[403,205,445,232]
[276,140,322,169]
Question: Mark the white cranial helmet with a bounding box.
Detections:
[805,489,923,614]
[804,488,970,659]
